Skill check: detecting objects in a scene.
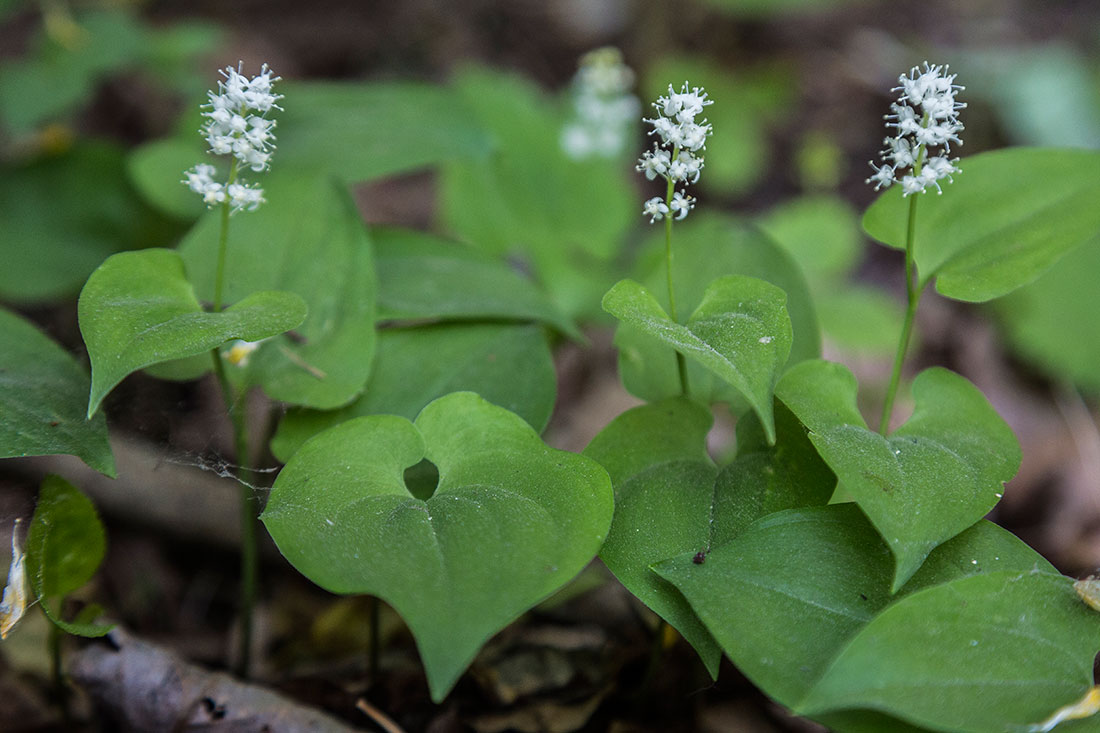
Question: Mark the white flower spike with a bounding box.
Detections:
[866,62,964,196]
[183,62,281,213]
[560,48,640,160]
[637,81,712,223]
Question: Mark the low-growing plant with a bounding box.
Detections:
[3,44,1100,733]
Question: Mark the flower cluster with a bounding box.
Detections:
[560,47,640,160]
[183,63,281,213]
[637,82,712,223]
[866,62,965,196]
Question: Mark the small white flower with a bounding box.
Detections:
[638,80,712,223]
[866,161,896,191]
[670,191,694,220]
[0,520,28,640]
[224,339,263,366]
[184,62,280,212]
[560,47,640,160]
[869,62,964,197]
[643,197,669,223]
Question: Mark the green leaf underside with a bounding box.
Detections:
[372,227,579,339]
[863,148,1100,302]
[270,322,556,462]
[583,398,833,676]
[656,504,1093,732]
[776,360,1020,589]
[262,393,613,701]
[0,308,114,476]
[178,175,374,409]
[39,600,113,638]
[26,476,106,601]
[617,214,820,409]
[79,248,307,417]
[603,276,791,443]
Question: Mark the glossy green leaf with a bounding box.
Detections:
[262,393,613,701]
[178,175,374,409]
[657,504,895,707]
[863,148,1100,302]
[0,141,183,303]
[996,237,1100,393]
[799,572,1100,732]
[439,66,634,320]
[583,398,832,676]
[617,214,820,407]
[373,227,579,339]
[78,248,307,417]
[654,504,1070,728]
[604,276,792,442]
[270,323,556,462]
[777,361,1021,588]
[275,81,492,181]
[25,476,106,601]
[0,308,114,476]
[583,398,722,676]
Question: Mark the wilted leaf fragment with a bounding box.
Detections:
[79,248,307,417]
[0,520,27,639]
[262,393,613,701]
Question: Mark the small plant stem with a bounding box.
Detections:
[209,160,258,677]
[212,159,239,313]
[640,617,669,695]
[663,171,689,396]
[879,193,922,435]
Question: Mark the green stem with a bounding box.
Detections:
[209,158,258,677]
[212,159,238,313]
[879,193,922,435]
[663,170,689,396]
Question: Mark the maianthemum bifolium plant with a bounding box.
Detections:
[5,50,1100,733]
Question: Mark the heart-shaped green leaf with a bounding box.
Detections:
[79,248,307,417]
[863,148,1100,302]
[799,571,1100,733]
[654,504,1082,731]
[373,227,579,339]
[0,308,114,476]
[617,214,819,408]
[776,360,1021,589]
[25,476,113,637]
[583,397,833,676]
[603,275,792,442]
[270,323,556,462]
[178,175,373,409]
[262,392,613,701]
